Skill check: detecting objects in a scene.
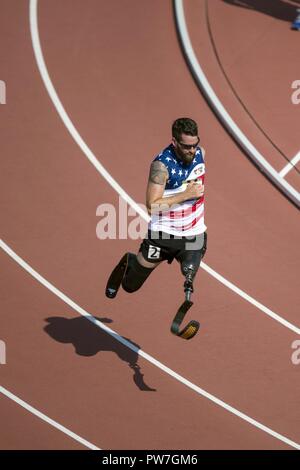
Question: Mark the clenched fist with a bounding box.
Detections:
[184,181,204,200]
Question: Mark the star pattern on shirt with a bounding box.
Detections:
[154,144,205,190]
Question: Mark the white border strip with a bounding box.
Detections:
[0,385,100,449]
[29,0,300,335]
[1,238,299,450]
[279,151,300,178]
[174,0,300,208]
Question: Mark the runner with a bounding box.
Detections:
[105,118,207,339]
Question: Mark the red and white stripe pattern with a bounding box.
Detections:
[150,158,206,236]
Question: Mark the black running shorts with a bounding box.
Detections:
[139,230,206,265]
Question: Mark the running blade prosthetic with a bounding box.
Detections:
[170,300,200,340]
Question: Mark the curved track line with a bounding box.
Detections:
[173,0,300,208]
[203,264,300,335]
[0,385,100,449]
[280,151,300,177]
[204,0,300,176]
[29,0,146,222]
[29,0,300,334]
[1,238,299,449]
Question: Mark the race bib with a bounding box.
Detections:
[148,245,161,260]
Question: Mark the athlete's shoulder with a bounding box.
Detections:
[148,159,169,185]
[153,145,176,164]
[195,146,205,162]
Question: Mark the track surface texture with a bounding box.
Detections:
[0,0,299,450]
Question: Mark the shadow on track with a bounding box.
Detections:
[44,315,156,392]
[222,0,300,22]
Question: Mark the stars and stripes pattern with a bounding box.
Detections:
[149,144,207,236]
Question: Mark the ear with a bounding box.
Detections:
[172,137,177,147]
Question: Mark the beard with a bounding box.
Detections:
[175,147,195,165]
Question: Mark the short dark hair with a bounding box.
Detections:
[172,118,198,141]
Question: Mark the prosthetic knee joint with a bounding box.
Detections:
[181,260,198,302]
[122,254,154,293]
[105,252,154,299]
[180,233,206,302]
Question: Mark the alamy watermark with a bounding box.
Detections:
[291,80,300,105]
[96,196,204,250]
[0,80,6,104]
[96,197,148,241]
[291,339,300,365]
[0,340,6,365]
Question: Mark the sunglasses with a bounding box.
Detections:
[177,137,200,150]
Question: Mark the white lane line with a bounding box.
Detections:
[202,263,300,335]
[173,0,300,207]
[29,0,146,223]
[279,151,300,177]
[0,385,100,450]
[29,0,300,336]
[1,239,299,450]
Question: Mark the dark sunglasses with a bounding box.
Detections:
[177,137,200,150]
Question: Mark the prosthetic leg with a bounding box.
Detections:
[105,253,129,298]
[170,233,207,339]
[106,234,207,339]
[105,253,154,299]
[170,261,200,340]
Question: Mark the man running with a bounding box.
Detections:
[105,117,207,339]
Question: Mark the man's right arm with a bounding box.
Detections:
[146,161,204,215]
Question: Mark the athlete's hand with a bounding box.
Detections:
[184,181,204,200]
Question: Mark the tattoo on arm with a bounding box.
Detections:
[149,161,168,185]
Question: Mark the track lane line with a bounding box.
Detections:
[29,0,145,222]
[29,0,300,335]
[202,263,300,334]
[173,0,300,207]
[279,151,300,178]
[0,385,100,449]
[1,238,299,449]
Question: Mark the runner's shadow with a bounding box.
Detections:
[222,0,300,22]
[44,316,156,392]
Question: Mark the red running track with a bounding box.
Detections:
[0,0,299,450]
